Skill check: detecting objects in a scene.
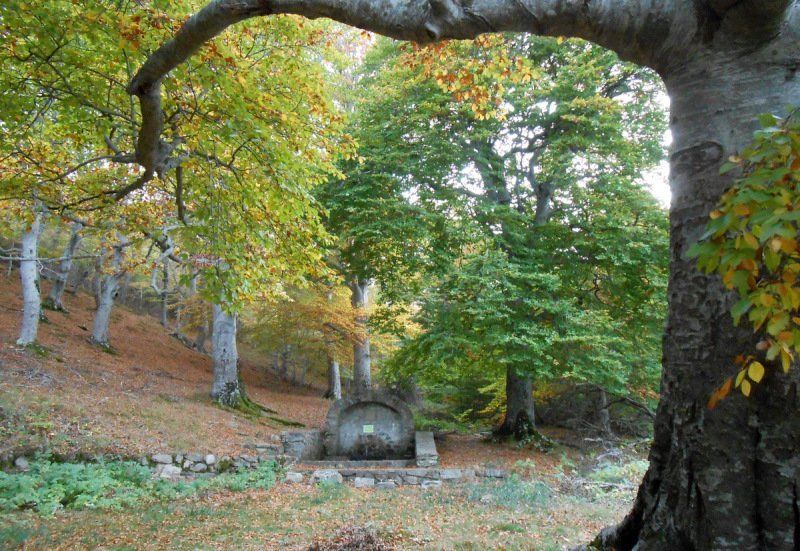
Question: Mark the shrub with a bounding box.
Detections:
[467,474,551,510]
[0,458,279,516]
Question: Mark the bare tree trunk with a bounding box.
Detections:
[495,366,536,439]
[45,221,82,311]
[116,272,132,303]
[90,236,128,347]
[210,303,243,406]
[16,209,44,346]
[349,279,372,396]
[194,308,209,353]
[92,246,102,309]
[159,261,169,327]
[69,268,89,296]
[597,388,613,437]
[325,351,342,400]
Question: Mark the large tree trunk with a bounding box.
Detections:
[349,279,372,396]
[596,42,800,551]
[210,303,243,406]
[45,221,82,312]
[90,237,127,347]
[495,365,536,439]
[16,209,44,346]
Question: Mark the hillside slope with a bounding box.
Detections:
[0,273,330,460]
[0,273,570,470]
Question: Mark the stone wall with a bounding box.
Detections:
[284,466,508,488]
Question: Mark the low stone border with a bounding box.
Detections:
[284,466,507,487]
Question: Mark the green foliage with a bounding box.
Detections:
[1,1,353,313]
[0,458,278,516]
[588,459,649,486]
[467,474,552,510]
[347,35,669,427]
[689,108,800,405]
[305,480,351,505]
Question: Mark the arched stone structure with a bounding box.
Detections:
[323,391,414,460]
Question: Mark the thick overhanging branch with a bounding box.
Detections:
[128,0,693,179]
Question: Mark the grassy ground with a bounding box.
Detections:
[1,473,632,550]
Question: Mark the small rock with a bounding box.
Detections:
[139,456,148,466]
[403,475,419,485]
[183,460,193,469]
[156,464,182,479]
[270,434,281,443]
[190,463,208,473]
[204,454,216,466]
[375,480,396,490]
[151,453,173,465]
[240,454,257,463]
[186,452,204,463]
[175,454,184,465]
[14,457,29,471]
[311,469,343,485]
[439,468,463,480]
[354,477,375,488]
[479,494,493,504]
[284,472,304,484]
[421,480,442,490]
[480,468,507,479]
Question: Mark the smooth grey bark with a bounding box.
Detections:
[159,262,169,327]
[128,1,800,548]
[92,246,102,309]
[90,236,128,347]
[191,275,210,353]
[210,303,243,406]
[69,267,89,295]
[149,259,171,327]
[194,308,209,353]
[116,272,132,303]
[349,279,372,396]
[325,352,342,400]
[45,221,82,311]
[597,388,613,436]
[16,209,44,346]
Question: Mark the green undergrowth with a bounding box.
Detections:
[20,342,50,358]
[412,411,477,434]
[0,457,279,516]
[465,474,552,510]
[216,396,304,428]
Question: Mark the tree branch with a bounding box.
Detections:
[128,0,693,179]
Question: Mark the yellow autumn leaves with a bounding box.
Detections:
[692,109,800,408]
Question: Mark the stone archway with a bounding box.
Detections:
[323,391,414,460]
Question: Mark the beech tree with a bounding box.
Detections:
[14,205,45,346]
[125,0,799,548]
[336,36,667,439]
[44,220,84,312]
